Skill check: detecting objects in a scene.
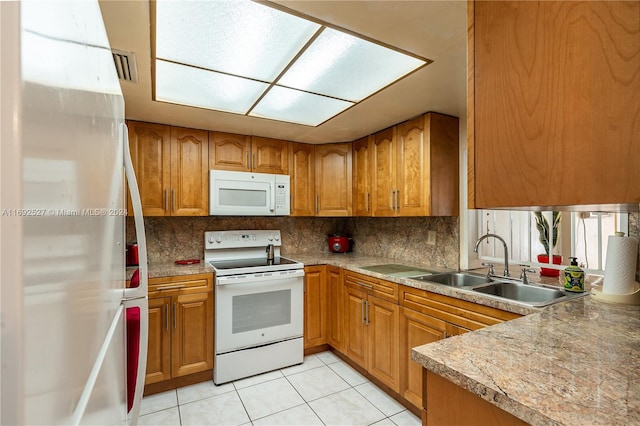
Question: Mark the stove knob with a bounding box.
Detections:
[268,234,274,241]
[274,234,280,241]
[207,235,214,244]
[214,234,222,243]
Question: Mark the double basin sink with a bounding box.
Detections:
[360,265,587,308]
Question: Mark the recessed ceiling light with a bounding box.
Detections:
[154,0,430,127]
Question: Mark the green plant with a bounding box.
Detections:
[533,211,561,256]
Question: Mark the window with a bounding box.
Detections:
[475,210,629,274]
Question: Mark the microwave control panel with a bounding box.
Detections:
[274,175,290,215]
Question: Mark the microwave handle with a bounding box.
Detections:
[270,182,275,212]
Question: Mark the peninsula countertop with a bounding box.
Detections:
[411,296,640,425]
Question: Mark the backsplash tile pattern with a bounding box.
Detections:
[127,215,460,269]
[347,217,459,269]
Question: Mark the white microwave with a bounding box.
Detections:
[209,170,290,216]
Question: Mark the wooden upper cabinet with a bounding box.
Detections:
[127,121,171,216]
[209,133,288,174]
[171,127,209,216]
[315,143,353,216]
[371,127,397,217]
[352,136,372,216]
[251,136,288,174]
[369,114,459,217]
[127,121,208,216]
[289,142,316,216]
[397,113,459,216]
[209,132,251,172]
[469,1,640,209]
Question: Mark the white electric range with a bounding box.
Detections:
[204,230,304,384]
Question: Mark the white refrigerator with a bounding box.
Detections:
[1,1,148,425]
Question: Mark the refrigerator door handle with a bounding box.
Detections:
[124,299,148,426]
[122,123,148,299]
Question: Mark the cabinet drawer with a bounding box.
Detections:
[399,286,520,331]
[345,271,399,303]
[148,273,213,296]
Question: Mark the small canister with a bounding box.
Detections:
[564,257,585,293]
[126,242,139,266]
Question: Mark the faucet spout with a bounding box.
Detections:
[474,233,510,277]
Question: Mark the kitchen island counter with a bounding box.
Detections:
[411,297,640,425]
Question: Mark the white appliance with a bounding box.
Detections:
[209,170,290,216]
[1,2,148,425]
[204,230,304,384]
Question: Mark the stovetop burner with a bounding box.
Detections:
[208,257,298,270]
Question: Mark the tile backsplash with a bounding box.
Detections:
[127,215,460,269]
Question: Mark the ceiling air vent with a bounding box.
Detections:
[111,49,139,83]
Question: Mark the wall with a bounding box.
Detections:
[127,216,460,269]
[629,212,640,281]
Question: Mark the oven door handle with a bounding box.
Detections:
[216,269,305,285]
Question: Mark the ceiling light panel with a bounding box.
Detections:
[155,0,321,82]
[249,86,354,127]
[156,60,269,114]
[278,28,426,102]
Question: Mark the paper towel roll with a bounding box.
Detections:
[603,233,638,295]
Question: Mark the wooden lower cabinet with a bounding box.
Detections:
[326,266,345,352]
[367,295,400,392]
[424,370,528,426]
[172,292,214,377]
[344,273,401,392]
[145,274,213,387]
[146,296,172,384]
[304,266,327,349]
[399,307,446,408]
[344,283,368,368]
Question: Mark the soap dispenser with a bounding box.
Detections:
[564,257,585,293]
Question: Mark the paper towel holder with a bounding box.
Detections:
[590,283,640,305]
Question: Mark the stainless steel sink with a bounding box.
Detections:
[411,272,492,287]
[409,271,588,307]
[472,281,578,307]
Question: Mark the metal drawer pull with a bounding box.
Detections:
[172,189,176,211]
[356,281,373,290]
[156,284,186,291]
[173,302,177,329]
[365,300,369,326]
[247,153,251,169]
[361,299,365,324]
[164,188,169,211]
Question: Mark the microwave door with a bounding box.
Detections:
[212,178,273,216]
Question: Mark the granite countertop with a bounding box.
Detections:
[411,297,640,425]
[126,261,213,280]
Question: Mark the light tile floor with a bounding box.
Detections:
[139,351,421,426]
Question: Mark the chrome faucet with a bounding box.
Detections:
[474,233,510,277]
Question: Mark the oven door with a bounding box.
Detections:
[215,269,304,354]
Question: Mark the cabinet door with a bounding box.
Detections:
[251,136,288,174]
[170,127,209,216]
[146,296,172,384]
[315,143,353,216]
[209,131,251,172]
[172,292,213,377]
[471,1,640,208]
[303,266,327,349]
[127,121,171,216]
[367,295,400,392]
[371,127,396,217]
[352,136,372,216]
[344,284,368,369]
[396,116,428,216]
[399,307,446,409]
[326,266,344,352]
[289,142,315,216]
